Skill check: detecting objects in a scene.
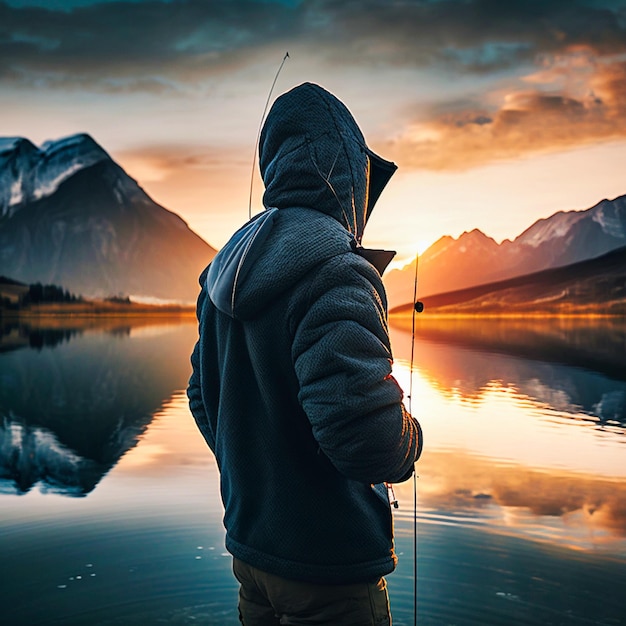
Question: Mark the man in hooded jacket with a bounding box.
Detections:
[188,82,423,625]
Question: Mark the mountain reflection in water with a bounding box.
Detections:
[0,316,624,625]
[391,315,626,423]
[0,319,195,496]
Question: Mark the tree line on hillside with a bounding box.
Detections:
[1,282,82,309]
[23,283,82,305]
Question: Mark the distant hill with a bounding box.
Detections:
[0,276,26,286]
[0,275,28,305]
[391,245,626,316]
[0,134,216,303]
[385,194,626,308]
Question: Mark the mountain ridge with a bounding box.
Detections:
[391,245,626,316]
[0,133,110,220]
[384,193,626,308]
[0,135,216,303]
[3,133,625,307]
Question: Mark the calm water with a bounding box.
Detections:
[1,316,625,625]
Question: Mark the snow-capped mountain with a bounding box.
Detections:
[0,134,109,219]
[385,194,626,308]
[513,196,626,270]
[0,134,216,302]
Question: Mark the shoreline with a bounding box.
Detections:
[3,303,624,322]
[390,310,626,320]
[0,301,196,318]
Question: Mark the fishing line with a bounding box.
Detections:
[248,51,290,220]
[408,255,418,437]
[409,251,420,626]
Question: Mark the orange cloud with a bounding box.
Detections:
[115,145,248,179]
[112,144,261,247]
[385,51,626,170]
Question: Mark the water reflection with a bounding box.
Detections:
[392,315,626,380]
[0,318,196,496]
[0,316,625,625]
[0,320,82,352]
[394,449,626,552]
[390,316,626,426]
[388,316,626,561]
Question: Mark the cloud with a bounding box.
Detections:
[114,144,250,209]
[112,143,260,245]
[0,0,300,91]
[309,0,626,72]
[384,50,626,170]
[4,0,626,169]
[116,144,247,180]
[1,0,626,91]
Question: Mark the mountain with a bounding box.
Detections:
[391,245,626,316]
[0,275,28,305]
[0,134,216,303]
[0,134,109,220]
[384,194,626,308]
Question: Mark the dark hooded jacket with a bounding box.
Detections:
[187,82,422,584]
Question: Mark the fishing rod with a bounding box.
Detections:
[247,55,425,624]
[248,51,290,219]
[389,252,423,626]
[409,252,424,626]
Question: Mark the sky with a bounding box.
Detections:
[2,0,626,263]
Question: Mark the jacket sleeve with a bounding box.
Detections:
[291,254,422,484]
[187,275,217,452]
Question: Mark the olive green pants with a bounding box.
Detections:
[233,558,391,625]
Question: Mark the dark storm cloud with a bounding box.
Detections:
[321,0,626,69]
[0,0,300,90]
[1,0,626,91]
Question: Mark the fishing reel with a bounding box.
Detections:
[414,301,424,313]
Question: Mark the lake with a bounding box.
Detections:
[1,316,625,625]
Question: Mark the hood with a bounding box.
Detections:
[207,83,397,320]
[206,207,354,319]
[259,82,397,244]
